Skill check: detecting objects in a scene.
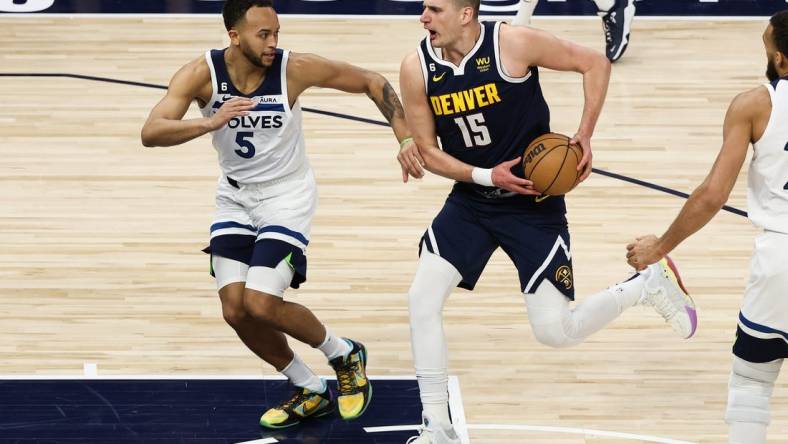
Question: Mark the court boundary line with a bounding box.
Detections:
[0,13,773,21]
[364,423,696,444]
[0,374,417,380]
[0,72,749,217]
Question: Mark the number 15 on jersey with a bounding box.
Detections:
[454,112,491,148]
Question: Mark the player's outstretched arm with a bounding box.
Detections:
[502,25,611,182]
[399,52,538,195]
[287,53,412,142]
[141,58,254,147]
[626,88,764,270]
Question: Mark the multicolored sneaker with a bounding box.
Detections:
[642,256,698,339]
[329,339,372,420]
[259,383,334,429]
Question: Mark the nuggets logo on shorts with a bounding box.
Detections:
[555,265,573,290]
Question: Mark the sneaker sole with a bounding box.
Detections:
[259,401,336,429]
[340,342,373,420]
[662,256,698,339]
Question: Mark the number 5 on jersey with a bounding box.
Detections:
[235,132,256,159]
[454,112,491,148]
[784,140,788,190]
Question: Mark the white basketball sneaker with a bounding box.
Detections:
[641,257,698,339]
[406,412,460,444]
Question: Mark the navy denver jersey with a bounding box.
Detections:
[418,21,564,216]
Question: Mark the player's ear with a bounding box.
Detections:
[228,29,240,47]
[460,6,474,25]
[776,51,786,70]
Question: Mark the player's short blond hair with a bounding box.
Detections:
[453,0,480,18]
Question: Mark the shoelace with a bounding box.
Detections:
[335,359,360,395]
[280,389,308,411]
[651,288,678,321]
[603,21,613,44]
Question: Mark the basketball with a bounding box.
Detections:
[522,133,583,195]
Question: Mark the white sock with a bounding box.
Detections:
[609,272,647,311]
[729,422,767,444]
[409,252,462,426]
[419,370,451,425]
[281,354,325,393]
[512,0,539,26]
[317,331,351,361]
[593,0,616,12]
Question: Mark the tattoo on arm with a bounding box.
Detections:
[370,82,405,123]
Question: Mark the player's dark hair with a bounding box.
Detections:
[223,0,274,31]
[770,10,788,55]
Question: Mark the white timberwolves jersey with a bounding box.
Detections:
[748,78,788,234]
[199,48,306,184]
[737,77,788,342]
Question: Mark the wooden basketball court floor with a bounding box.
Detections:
[0,14,784,443]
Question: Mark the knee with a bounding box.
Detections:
[408,252,461,329]
[725,357,781,425]
[408,291,442,326]
[221,301,249,328]
[243,291,282,326]
[218,285,248,328]
[530,321,577,349]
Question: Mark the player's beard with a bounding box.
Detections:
[766,55,779,82]
[240,42,267,68]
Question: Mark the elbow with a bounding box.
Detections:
[693,184,728,212]
[366,72,388,96]
[140,128,158,148]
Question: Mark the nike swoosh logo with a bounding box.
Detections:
[221,95,233,101]
[432,72,446,82]
[535,195,550,203]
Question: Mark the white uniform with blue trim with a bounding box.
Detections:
[199,49,307,183]
[738,78,788,342]
[199,48,316,293]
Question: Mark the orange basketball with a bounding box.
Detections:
[522,133,583,195]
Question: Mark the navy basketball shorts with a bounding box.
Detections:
[418,193,574,300]
[204,165,316,292]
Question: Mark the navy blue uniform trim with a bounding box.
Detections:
[769,75,788,90]
[204,236,308,289]
[204,234,257,269]
[258,225,309,246]
[733,326,788,363]
[210,48,284,98]
[210,221,257,233]
[739,312,788,342]
[252,239,308,289]
[420,193,572,298]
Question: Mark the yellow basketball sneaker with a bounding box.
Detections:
[329,339,372,420]
[259,383,334,429]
